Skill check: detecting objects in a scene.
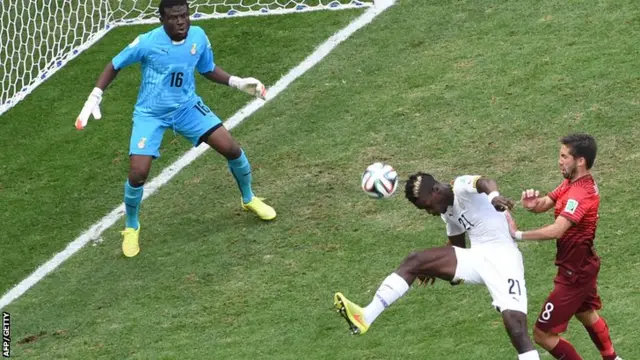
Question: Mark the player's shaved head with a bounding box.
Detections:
[159,0,190,42]
[159,0,189,16]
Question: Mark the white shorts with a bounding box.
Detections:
[452,245,528,314]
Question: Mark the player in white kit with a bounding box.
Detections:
[333,172,540,360]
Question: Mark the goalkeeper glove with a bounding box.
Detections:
[75,87,103,130]
[229,76,267,100]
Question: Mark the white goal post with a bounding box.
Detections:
[0,0,374,116]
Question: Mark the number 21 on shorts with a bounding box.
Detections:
[508,278,522,296]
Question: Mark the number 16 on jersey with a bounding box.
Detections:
[170,72,183,87]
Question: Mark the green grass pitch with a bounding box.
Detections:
[0,0,638,358]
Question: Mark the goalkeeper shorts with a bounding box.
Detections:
[129,97,222,158]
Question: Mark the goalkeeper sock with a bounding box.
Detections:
[124,179,143,230]
[228,149,254,204]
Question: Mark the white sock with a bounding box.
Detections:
[518,350,540,360]
[363,272,410,324]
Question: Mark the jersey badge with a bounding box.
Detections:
[190,43,197,55]
[564,199,578,214]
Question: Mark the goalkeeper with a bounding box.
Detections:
[75,0,276,257]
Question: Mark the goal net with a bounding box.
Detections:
[0,0,373,116]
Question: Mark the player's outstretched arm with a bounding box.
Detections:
[75,62,120,130]
[513,216,573,241]
[200,66,231,85]
[95,62,120,91]
[520,189,555,213]
[475,177,515,211]
[201,67,266,100]
[516,187,587,241]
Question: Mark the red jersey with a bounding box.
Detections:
[548,174,601,284]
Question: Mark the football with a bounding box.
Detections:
[361,162,399,199]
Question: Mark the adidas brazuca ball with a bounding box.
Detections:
[361,162,399,199]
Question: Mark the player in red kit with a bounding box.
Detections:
[509,134,622,360]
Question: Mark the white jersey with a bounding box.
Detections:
[443,176,527,314]
[441,175,517,250]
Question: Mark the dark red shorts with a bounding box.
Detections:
[535,277,602,334]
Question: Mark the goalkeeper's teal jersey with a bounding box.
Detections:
[112,26,215,118]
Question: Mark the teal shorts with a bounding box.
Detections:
[129,97,222,158]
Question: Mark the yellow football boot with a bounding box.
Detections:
[121,226,140,257]
[242,197,276,221]
[334,292,370,335]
